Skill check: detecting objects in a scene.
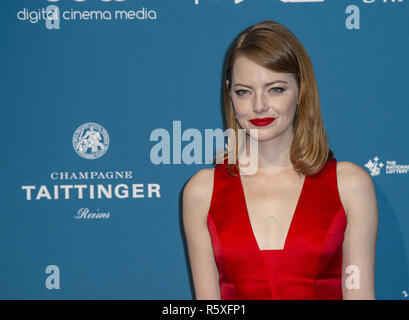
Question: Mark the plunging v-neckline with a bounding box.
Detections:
[238,167,308,252]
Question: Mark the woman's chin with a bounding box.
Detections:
[246,130,277,142]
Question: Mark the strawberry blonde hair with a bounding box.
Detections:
[220,20,334,176]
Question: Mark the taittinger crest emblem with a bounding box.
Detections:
[73,122,109,159]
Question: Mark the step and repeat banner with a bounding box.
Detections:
[0,0,408,299]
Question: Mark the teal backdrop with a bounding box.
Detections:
[0,0,408,299]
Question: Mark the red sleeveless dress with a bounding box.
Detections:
[207,158,347,300]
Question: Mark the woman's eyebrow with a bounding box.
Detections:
[233,80,289,88]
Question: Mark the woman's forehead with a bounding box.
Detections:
[231,56,296,84]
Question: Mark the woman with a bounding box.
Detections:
[183,21,378,300]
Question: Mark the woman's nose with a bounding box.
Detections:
[252,93,268,113]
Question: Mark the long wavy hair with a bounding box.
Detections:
[219,20,334,177]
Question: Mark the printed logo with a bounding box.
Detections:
[364,156,384,177]
[365,156,409,176]
[17,0,157,30]
[75,207,110,220]
[72,122,109,160]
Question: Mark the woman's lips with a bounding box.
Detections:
[249,117,275,126]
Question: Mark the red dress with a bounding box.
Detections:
[207,158,347,300]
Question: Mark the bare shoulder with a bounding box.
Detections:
[183,167,215,200]
[336,161,374,190]
[336,160,378,218]
[183,167,215,221]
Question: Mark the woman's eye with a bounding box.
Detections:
[235,89,249,96]
[270,87,285,94]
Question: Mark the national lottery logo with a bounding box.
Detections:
[72,122,109,160]
[365,156,409,176]
[364,156,384,177]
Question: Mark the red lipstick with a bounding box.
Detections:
[249,117,275,126]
